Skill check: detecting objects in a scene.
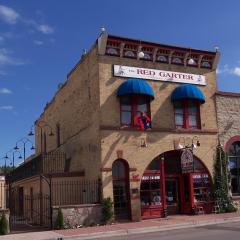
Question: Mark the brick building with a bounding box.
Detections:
[9,32,221,223]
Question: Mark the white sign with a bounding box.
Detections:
[113,65,206,85]
[142,175,160,180]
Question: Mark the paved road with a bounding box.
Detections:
[101,221,240,240]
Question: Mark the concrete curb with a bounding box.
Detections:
[53,216,240,240]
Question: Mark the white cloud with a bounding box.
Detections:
[233,67,240,77]
[216,64,232,74]
[33,40,43,45]
[0,5,20,24]
[0,105,13,110]
[0,88,12,94]
[0,48,25,65]
[37,24,54,34]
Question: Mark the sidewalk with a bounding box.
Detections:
[2,212,240,240]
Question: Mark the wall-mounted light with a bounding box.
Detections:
[140,138,147,147]
[138,51,145,59]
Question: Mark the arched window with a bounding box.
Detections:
[120,95,151,128]
[112,159,130,219]
[174,100,200,129]
[106,48,118,56]
[157,55,167,62]
[228,141,240,194]
[124,50,135,58]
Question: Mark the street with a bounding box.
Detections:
[101,221,240,240]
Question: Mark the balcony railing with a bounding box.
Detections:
[7,151,67,183]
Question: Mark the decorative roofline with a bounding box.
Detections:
[98,33,220,70]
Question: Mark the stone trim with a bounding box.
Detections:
[52,204,101,209]
[216,91,240,97]
[224,135,240,151]
[100,125,218,134]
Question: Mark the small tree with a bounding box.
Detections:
[0,213,9,235]
[102,197,114,224]
[56,208,64,229]
[213,145,236,212]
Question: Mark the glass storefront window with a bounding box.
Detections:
[193,173,211,202]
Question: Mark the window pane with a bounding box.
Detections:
[188,101,197,114]
[112,161,125,178]
[147,158,160,170]
[121,96,131,111]
[175,114,184,126]
[137,96,148,112]
[151,191,161,205]
[121,112,131,125]
[189,115,197,126]
[175,102,183,114]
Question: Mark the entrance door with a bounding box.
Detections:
[112,159,130,220]
[165,178,180,215]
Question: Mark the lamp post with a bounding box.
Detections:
[28,120,54,153]
[14,137,35,161]
[4,149,22,168]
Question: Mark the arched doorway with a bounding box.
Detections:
[112,159,131,220]
[140,150,212,219]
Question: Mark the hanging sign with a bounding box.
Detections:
[181,149,194,173]
[113,65,206,85]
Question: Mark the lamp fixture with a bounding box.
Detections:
[28,130,34,136]
[138,51,145,59]
[49,131,54,137]
[214,45,219,52]
[188,58,195,65]
[188,48,196,65]
[14,145,19,150]
[100,26,106,33]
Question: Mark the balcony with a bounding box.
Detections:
[7,151,68,183]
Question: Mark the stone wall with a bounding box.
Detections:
[52,204,102,228]
[216,92,240,149]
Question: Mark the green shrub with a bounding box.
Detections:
[225,203,237,213]
[102,197,113,224]
[0,213,9,235]
[56,208,64,229]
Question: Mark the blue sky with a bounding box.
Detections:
[0,0,240,166]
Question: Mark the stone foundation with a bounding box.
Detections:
[52,204,102,229]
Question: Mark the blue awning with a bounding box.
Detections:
[117,79,154,99]
[171,84,205,103]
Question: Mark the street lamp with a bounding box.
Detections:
[14,137,35,161]
[4,149,22,168]
[28,120,54,153]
